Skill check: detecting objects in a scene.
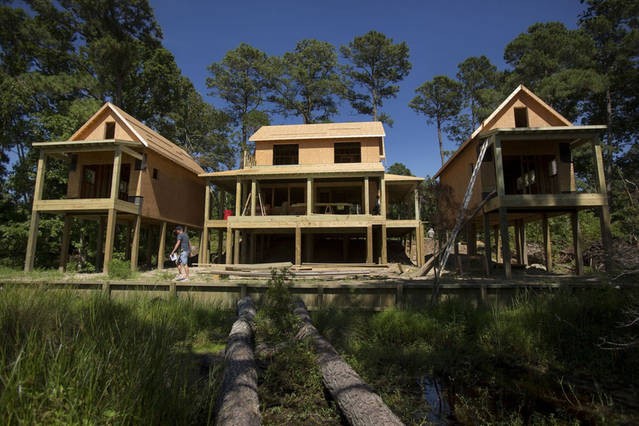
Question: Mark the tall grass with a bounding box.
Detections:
[0,287,233,424]
[313,288,639,424]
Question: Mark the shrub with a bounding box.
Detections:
[107,258,131,279]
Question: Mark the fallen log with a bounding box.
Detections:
[294,300,403,426]
[216,297,261,426]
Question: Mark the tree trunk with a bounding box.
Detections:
[216,297,260,426]
[294,300,404,426]
[437,118,445,166]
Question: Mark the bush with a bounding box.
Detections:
[107,258,131,279]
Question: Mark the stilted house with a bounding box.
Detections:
[435,85,611,278]
[25,103,205,273]
[200,122,424,266]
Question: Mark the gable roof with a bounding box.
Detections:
[70,103,204,175]
[249,121,385,142]
[434,85,572,179]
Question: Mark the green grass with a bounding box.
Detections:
[313,288,639,425]
[0,266,65,281]
[0,287,234,424]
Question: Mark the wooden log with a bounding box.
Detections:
[216,297,260,426]
[294,300,403,426]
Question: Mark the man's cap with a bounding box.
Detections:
[175,225,183,231]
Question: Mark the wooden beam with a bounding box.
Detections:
[380,224,387,264]
[204,183,211,222]
[233,230,240,264]
[103,209,117,274]
[499,207,511,279]
[307,178,313,215]
[59,215,72,272]
[225,227,233,265]
[380,176,387,217]
[109,148,122,202]
[121,145,143,161]
[295,226,302,266]
[366,225,373,264]
[542,213,552,272]
[25,152,47,272]
[493,136,505,197]
[131,215,141,271]
[364,177,370,214]
[571,210,583,275]
[414,188,420,221]
[158,222,167,269]
[235,179,242,217]
[250,179,256,216]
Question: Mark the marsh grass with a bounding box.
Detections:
[313,288,639,425]
[0,287,234,424]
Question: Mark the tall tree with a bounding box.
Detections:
[341,30,411,125]
[207,43,272,159]
[504,22,605,121]
[456,56,500,129]
[387,162,413,176]
[269,39,343,123]
[409,76,463,166]
[579,0,639,199]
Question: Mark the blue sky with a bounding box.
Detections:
[152,0,585,177]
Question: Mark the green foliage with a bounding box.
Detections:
[341,30,411,125]
[0,288,232,424]
[410,75,463,166]
[386,162,413,176]
[256,269,299,344]
[107,258,132,279]
[270,39,344,124]
[314,289,639,424]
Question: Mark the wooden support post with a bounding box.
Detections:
[225,228,233,264]
[295,226,302,266]
[366,225,373,264]
[130,215,141,271]
[233,230,240,264]
[200,227,210,265]
[250,179,256,216]
[157,222,167,269]
[520,221,528,266]
[96,217,105,270]
[59,215,72,272]
[493,226,501,263]
[571,210,584,275]
[25,151,47,272]
[364,177,370,214]
[467,222,477,255]
[514,220,522,265]
[416,224,424,267]
[542,214,552,272]
[483,213,492,276]
[414,188,420,220]
[307,178,313,215]
[380,176,387,218]
[235,179,242,216]
[103,209,117,274]
[380,224,387,264]
[499,207,511,280]
[493,136,505,198]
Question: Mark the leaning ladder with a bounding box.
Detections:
[436,138,490,275]
[242,192,265,216]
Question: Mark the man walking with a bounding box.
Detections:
[170,226,190,281]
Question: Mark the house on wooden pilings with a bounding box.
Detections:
[25,103,205,273]
[435,85,611,279]
[200,122,425,266]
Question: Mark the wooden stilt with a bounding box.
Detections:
[364,177,370,214]
[571,210,584,275]
[366,225,373,264]
[158,222,167,269]
[494,226,501,263]
[295,227,302,265]
[542,214,552,272]
[233,230,240,264]
[307,178,313,215]
[225,228,233,264]
[59,215,72,271]
[25,151,47,272]
[381,224,387,264]
[520,221,528,266]
[499,208,511,279]
[130,215,141,271]
[103,209,117,274]
[514,220,522,265]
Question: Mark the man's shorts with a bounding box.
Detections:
[180,251,189,265]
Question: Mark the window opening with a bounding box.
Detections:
[273,144,299,165]
[514,107,528,128]
[105,122,116,139]
[334,142,361,163]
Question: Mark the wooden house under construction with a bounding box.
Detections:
[200,122,424,266]
[25,103,205,273]
[436,85,611,278]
